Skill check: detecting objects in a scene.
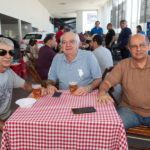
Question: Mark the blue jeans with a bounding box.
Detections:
[117,106,150,130]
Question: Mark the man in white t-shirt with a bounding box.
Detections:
[0,38,47,133]
[91,34,113,74]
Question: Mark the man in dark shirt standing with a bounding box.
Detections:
[117,20,132,59]
[37,34,56,80]
[105,23,115,52]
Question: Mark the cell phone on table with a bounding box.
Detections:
[72,107,96,114]
[52,92,62,97]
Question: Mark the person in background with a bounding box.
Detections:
[26,39,39,59]
[91,34,113,74]
[81,33,92,50]
[37,34,56,80]
[46,32,101,96]
[90,21,103,36]
[137,25,145,35]
[97,34,150,130]
[117,20,132,59]
[56,25,65,44]
[105,23,115,53]
[0,37,47,133]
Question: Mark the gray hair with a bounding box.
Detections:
[0,37,14,49]
[60,32,80,48]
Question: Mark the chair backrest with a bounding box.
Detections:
[25,61,46,87]
[25,51,37,68]
[102,66,114,80]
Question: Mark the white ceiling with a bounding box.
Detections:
[39,0,107,18]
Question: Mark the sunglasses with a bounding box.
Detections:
[0,49,15,57]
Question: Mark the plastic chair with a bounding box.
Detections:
[25,61,46,87]
[25,51,38,68]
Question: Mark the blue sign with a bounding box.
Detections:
[147,22,150,36]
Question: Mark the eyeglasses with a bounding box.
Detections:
[130,44,147,50]
[0,49,15,57]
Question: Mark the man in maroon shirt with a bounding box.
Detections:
[37,34,56,80]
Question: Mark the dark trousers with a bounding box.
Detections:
[120,47,129,59]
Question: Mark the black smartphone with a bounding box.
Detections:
[52,92,62,97]
[72,107,96,114]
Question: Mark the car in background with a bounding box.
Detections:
[20,32,55,51]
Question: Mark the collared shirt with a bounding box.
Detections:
[106,56,150,117]
[90,27,103,35]
[48,50,102,89]
[117,27,132,48]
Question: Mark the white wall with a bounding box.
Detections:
[76,11,83,33]
[0,0,54,32]
[98,1,112,34]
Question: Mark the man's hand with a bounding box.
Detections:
[47,85,58,96]
[41,87,47,96]
[74,86,89,96]
[97,92,114,104]
[0,120,5,131]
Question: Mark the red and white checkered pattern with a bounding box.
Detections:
[1,90,128,150]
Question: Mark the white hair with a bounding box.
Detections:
[60,32,80,48]
[0,37,14,49]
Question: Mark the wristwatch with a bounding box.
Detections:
[88,86,92,93]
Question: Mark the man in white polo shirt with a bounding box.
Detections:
[47,32,102,96]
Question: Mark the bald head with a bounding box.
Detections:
[128,34,149,60]
[128,34,148,47]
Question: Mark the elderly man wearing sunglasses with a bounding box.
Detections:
[0,38,47,135]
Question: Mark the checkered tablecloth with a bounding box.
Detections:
[1,90,128,150]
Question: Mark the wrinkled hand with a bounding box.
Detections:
[47,85,58,96]
[74,86,89,96]
[0,120,5,131]
[41,87,47,96]
[97,92,114,104]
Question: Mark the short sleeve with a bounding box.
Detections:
[90,28,94,35]
[9,69,25,88]
[48,55,58,81]
[88,52,102,79]
[105,62,123,87]
[128,28,132,35]
[112,30,115,36]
